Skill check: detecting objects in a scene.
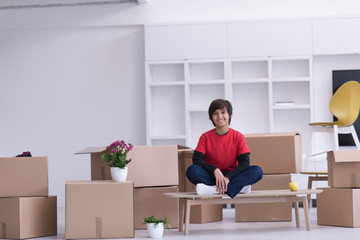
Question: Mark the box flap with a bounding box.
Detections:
[75,146,106,155]
[245,132,300,138]
[329,150,360,163]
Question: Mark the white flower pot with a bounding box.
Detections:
[110,166,127,182]
[147,223,164,238]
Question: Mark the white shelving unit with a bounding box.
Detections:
[146,56,313,151]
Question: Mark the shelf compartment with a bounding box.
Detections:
[189,62,225,82]
[273,108,311,155]
[231,82,270,134]
[150,85,186,136]
[189,84,225,109]
[273,81,310,105]
[149,63,184,83]
[272,59,310,78]
[231,60,268,80]
[190,111,215,148]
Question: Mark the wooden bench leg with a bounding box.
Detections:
[302,196,311,230]
[179,199,185,232]
[184,199,192,235]
[294,201,300,228]
[307,176,313,210]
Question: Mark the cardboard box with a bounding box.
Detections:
[235,174,292,222]
[76,145,187,187]
[178,150,223,223]
[178,150,196,192]
[317,188,360,227]
[65,181,134,239]
[0,196,57,239]
[245,132,302,174]
[0,156,48,197]
[134,186,179,229]
[327,150,360,187]
[188,203,223,223]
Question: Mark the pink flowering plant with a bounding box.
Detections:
[101,140,133,169]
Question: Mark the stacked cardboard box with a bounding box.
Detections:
[178,150,223,223]
[65,181,134,238]
[235,132,302,222]
[76,145,183,231]
[0,156,57,239]
[317,150,360,227]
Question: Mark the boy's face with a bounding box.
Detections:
[211,107,231,128]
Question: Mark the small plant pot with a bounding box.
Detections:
[110,166,127,182]
[147,223,164,238]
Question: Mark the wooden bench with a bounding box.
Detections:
[164,189,323,235]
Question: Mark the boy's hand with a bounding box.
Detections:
[214,168,229,194]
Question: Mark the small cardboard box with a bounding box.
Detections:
[0,156,48,197]
[134,186,179,229]
[65,181,134,239]
[0,196,57,239]
[317,188,360,227]
[327,150,360,187]
[178,150,223,223]
[76,145,185,187]
[235,174,292,222]
[245,132,302,174]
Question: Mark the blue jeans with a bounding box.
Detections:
[186,165,263,198]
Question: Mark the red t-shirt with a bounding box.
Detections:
[195,128,250,172]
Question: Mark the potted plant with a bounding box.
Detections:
[142,216,171,238]
[101,140,133,182]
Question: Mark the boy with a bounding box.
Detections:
[186,99,263,198]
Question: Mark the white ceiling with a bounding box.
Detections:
[0,0,142,9]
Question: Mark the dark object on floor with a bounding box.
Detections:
[16,151,32,157]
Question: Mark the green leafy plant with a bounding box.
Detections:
[101,140,133,169]
[142,216,171,231]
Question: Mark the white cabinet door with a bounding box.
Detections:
[228,20,312,57]
[145,23,227,61]
[313,18,360,55]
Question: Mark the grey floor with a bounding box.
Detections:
[37,206,360,240]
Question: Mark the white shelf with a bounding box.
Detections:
[273,104,312,110]
[149,82,185,86]
[272,77,311,82]
[149,135,187,140]
[231,78,269,83]
[188,80,226,85]
[145,36,313,150]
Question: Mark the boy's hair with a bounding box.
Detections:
[208,99,233,126]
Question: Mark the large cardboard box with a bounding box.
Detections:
[178,150,223,223]
[317,188,360,227]
[65,181,134,239]
[327,150,360,187]
[76,145,186,187]
[235,174,292,222]
[245,133,302,174]
[0,196,57,239]
[134,186,179,230]
[0,156,48,197]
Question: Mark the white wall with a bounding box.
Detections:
[1,0,360,206]
[0,26,145,206]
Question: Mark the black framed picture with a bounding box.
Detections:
[332,70,360,146]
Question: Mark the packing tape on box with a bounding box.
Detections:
[1,222,6,238]
[96,217,102,238]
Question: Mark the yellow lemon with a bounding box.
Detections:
[288,181,299,191]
